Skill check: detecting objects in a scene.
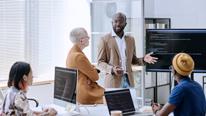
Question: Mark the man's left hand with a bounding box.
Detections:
[144,52,158,64]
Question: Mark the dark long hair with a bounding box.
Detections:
[7,61,31,90]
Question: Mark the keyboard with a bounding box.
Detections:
[43,104,80,116]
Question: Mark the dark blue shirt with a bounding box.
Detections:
[169,77,206,116]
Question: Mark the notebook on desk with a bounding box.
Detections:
[104,89,153,116]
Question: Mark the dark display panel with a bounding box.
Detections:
[54,67,77,103]
[104,89,135,115]
[146,29,206,72]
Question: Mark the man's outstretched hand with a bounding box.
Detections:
[144,52,158,64]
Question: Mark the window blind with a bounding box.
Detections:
[25,0,54,78]
[0,0,90,80]
[0,0,57,80]
[0,1,25,79]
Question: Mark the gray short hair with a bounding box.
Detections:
[69,27,86,43]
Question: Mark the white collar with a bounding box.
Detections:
[111,29,125,39]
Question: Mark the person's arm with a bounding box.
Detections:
[33,108,57,116]
[97,38,113,74]
[131,38,145,65]
[33,110,48,116]
[153,85,184,116]
[152,102,176,116]
[15,92,57,116]
[143,52,158,64]
[132,53,144,65]
[90,64,101,73]
[14,92,35,116]
[130,37,158,65]
[75,53,99,82]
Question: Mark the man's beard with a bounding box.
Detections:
[114,27,124,34]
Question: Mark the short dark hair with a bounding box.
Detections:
[112,12,127,22]
[8,61,31,90]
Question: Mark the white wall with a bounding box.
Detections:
[53,0,91,68]
[144,0,155,17]
[151,0,206,28]
[27,83,54,106]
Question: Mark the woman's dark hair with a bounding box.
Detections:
[7,61,31,90]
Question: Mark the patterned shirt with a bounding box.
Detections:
[1,86,33,116]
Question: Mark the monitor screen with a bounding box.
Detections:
[104,89,135,115]
[54,67,77,104]
[146,29,206,72]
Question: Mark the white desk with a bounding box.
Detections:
[32,88,154,116]
[44,104,154,116]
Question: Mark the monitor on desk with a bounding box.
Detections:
[54,67,77,107]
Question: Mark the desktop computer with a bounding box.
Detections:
[53,66,80,115]
[54,67,77,105]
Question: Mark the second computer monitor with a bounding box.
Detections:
[54,67,77,105]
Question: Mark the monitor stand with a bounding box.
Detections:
[73,103,81,114]
[66,102,80,115]
[66,102,98,115]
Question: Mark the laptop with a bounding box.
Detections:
[105,89,153,116]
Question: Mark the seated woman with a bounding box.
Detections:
[66,27,104,104]
[1,61,57,116]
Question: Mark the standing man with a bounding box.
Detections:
[97,12,157,88]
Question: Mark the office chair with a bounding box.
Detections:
[28,98,39,107]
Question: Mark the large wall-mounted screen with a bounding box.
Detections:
[146,29,206,72]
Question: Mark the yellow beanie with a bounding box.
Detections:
[172,53,194,76]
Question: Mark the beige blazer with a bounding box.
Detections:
[66,44,104,104]
[97,33,144,88]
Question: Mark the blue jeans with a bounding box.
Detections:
[120,74,130,88]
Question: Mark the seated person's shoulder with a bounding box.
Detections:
[14,91,28,104]
[73,52,85,58]
[16,91,27,99]
[70,52,84,59]
[71,53,88,63]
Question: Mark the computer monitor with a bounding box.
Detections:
[54,67,77,106]
[146,29,206,72]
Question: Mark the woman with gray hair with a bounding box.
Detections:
[66,27,104,104]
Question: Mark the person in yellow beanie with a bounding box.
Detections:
[152,53,206,116]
